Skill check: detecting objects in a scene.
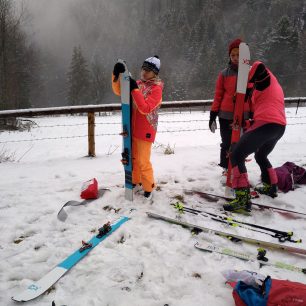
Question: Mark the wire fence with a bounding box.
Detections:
[1,112,306,144]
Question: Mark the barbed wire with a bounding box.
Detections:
[35,122,122,128]
[1,122,306,144]
[26,116,306,129]
[0,133,119,143]
[32,120,209,128]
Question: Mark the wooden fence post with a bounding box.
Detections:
[88,112,95,157]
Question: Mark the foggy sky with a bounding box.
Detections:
[12,0,306,106]
[22,0,149,70]
[23,0,83,64]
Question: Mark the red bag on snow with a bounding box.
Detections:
[80,178,98,199]
[229,277,306,306]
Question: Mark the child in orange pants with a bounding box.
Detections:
[112,56,164,199]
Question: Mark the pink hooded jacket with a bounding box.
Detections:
[247,61,286,129]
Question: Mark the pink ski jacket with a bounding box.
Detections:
[248,61,286,126]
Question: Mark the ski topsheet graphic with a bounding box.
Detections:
[226,42,250,196]
[118,59,133,201]
[12,216,129,302]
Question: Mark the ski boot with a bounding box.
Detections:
[144,191,152,200]
[133,183,142,194]
[255,183,278,198]
[223,188,252,214]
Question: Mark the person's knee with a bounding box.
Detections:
[220,143,230,152]
[138,158,152,170]
[220,133,231,146]
[231,148,249,170]
[231,148,241,164]
[255,152,265,164]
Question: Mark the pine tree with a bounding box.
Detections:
[262,16,301,94]
[0,0,36,110]
[66,46,91,106]
[18,0,306,105]
[90,55,106,104]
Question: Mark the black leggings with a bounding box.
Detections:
[231,123,285,183]
[219,118,233,169]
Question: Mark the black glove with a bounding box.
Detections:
[130,77,138,92]
[209,111,218,133]
[113,62,125,82]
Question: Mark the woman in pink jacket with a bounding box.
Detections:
[224,61,286,213]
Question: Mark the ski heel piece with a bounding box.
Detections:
[257,248,268,262]
[173,201,184,213]
[121,149,130,165]
[79,241,93,252]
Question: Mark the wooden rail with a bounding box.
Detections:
[0,98,305,118]
[0,98,305,156]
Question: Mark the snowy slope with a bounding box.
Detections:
[1,108,306,306]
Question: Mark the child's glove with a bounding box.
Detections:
[130,77,138,92]
[113,62,125,81]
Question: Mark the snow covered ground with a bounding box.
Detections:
[1,107,306,306]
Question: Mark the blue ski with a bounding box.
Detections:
[12,216,129,302]
[118,59,133,201]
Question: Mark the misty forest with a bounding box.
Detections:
[0,0,306,110]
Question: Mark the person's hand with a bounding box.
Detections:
[245,86,254,102]
[130,77,138,92]
[209,111,218,133]
[113,62,125,81]
[243,119,254,131]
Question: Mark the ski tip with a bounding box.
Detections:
[11,295,29,302]
[146,211,157,218]
[11,297,20,302]
[115,216,130,223]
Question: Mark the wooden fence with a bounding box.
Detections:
[0,98,305,156]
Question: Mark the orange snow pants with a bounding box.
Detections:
[132,138,155,192]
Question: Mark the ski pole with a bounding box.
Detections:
[172,202,301,243]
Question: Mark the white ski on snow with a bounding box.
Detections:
[195,241,306,275]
